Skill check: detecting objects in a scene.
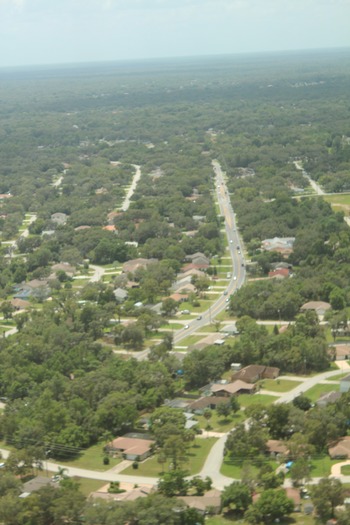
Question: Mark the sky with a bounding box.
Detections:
[0,0,350,67]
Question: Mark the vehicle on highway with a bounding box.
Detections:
[233,276,237,280]
[223,291,228,295]
[225,298,230,302]
[237,245,240,250]
[184,325,189,329]
[230,240,233,243]
[197,315,202,320]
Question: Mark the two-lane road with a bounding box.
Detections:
[174,160,245,344]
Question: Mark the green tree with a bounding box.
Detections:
[158,469,188,497]
[221,481,252,513]
[310,478,343,521]
[245,489,294,524]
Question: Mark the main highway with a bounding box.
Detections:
[173,160,246,345]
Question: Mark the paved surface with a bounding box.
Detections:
[121,164,141,212]
[294,160,325,195]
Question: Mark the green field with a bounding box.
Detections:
[341,464,350,475]
[259,378,302,392]
[58,443,121,471]
[121,438,217,477]
[221,457,278,479]
[207,513,316,525]
[303,383,339,402]
[195,411,243,433]
[324,193,350,215]
[238,394,276,408]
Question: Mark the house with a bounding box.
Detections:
[177,269,206,281]
[340,374,350,393]
[261,237,295,256]
[184,252,210,266]
[10,298,30,311]
[169,293,189,303]
[317,391,342,408]
[285,487,301,512]
[122,258,157,274]
[187,396,229,413]
[211,381,256,397]
[103,225,117,232]
[231,365,280,383]
[113,288,128,303]
[181,262,209,272]
[220,323,239,336]
[192,215,206,223]
[13,280,51,301]
[300,301,331,317]
[178,489,221,515]
[301,300,332,316]
[329,344,350,361]
[107,436,155,461]
[20,476,56,498]
[51,263,75,277]
[268,268,290,279]
[90,483,153,502]
[328,436,350,459]
[51,212,68,225]
[266,439,289,458]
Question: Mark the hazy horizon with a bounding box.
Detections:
[1,0,349,68]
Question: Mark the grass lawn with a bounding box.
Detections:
[326,372,349,381]
[341,465,350,475]
[207,512,315,525]
[73,476,108,496]
[303,383,339,402]
[195,411,243,433]
[239,394,276,408]
[121,438,217,477]
[259,378,302,392]
[308,455,338,477]
[58,443,121,471]
[221,457,278,479]
[175,335,203,347]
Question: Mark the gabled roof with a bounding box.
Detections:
[329,436,350,458]
[211,381,255,395]
[108,437,154,456]
[301,301,331,312]
[266,439,289,455]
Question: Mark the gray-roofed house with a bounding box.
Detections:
[113,288,128,303]
[51,212,68,225]
[220,323,239,336]
[20,476,56,498]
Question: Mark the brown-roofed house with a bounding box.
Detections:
[329,344,350,361]
[107,437,155,461]
[178,489,221,515]
[301,301,331,316]
[90,483,153,502]
[285,487,301,512]
[122,258,157,274]
[187,396,229,412]
[211,381,256,397]
[328,436,350,459]
[266,440,289,458]
[10,298,30,311]
[268,268,290,279]
[231,365,280,383]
